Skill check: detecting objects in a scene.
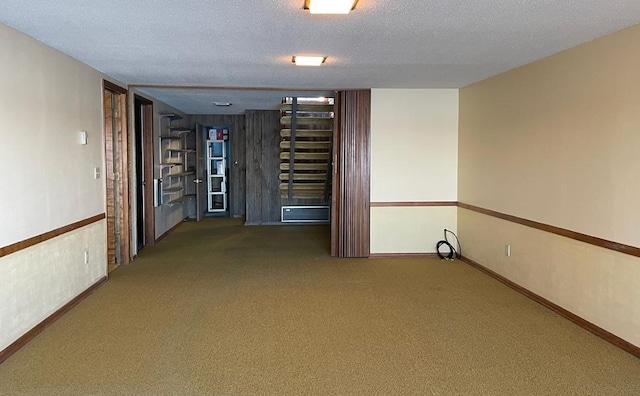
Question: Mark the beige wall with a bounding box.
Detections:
[459,24,640,247]
[0,222,106,350]
[0,23,107,351]
[458,24,640,346]
[370,89,458,254]
[0,24,105,247]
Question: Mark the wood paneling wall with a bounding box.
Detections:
[103,82,131,265]
[191,115,246,218]
[332,90,371,258]
[245,110,281,224]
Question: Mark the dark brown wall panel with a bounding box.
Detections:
[261,111,282,223]
[245,110,281,224]
[245,111,264,224]
[332,90,371,258]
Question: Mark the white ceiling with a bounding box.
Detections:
[1,0,639,114]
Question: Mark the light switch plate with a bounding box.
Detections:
[94,167,100,179]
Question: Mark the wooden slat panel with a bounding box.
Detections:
[332,90,371,258]
[279,98,334,207]
[279,183,326,190]
[103,90,116,265]
[279,141,331,150]
[280,163,329,171]
[280,104,334,112]
[280,152,330,160]
[281,192,325,199]
[279,173,327,181]
[280,116,333,126]
[280,129,333,138]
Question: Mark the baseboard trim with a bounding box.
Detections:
[155,220,185,243]
[369,253,440,259]
[460,256,640,358]
[0,276,108,364]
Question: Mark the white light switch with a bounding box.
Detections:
[80,131,88,145]
[94,167,100,179]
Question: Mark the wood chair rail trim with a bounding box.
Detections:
[0,214,106,258]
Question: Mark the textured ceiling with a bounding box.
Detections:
[1,0,640,113]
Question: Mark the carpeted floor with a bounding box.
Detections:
[1,218,639,395]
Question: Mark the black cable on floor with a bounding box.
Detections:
[436,229,462,260]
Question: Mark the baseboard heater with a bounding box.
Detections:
[281,206,330,223]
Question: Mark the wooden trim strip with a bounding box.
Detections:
[133,94,153,105]
[371,201,457,207]
[155,220,185,244]
[460,256,640,358]
[458,202,640,258]
[369,253,439,259]
[103,80,127,94]
[0,214,106,258]
[0,276,108,364]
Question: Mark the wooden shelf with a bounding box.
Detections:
[168,127,193,133]
[168,148,196,153]
[159,163,179,168]
[159,112,183,121]
[159,135,182,140]
[163,186,183,193]
[171,171,195,177]
[167,195,194,206]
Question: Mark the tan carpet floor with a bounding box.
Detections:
[1,218,639,395]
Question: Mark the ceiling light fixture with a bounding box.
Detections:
[213,102,232,107]
[292,56,327,66]
[304,0,358,14]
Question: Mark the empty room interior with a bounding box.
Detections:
[1,1,640,394]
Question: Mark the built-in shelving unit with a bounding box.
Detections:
[158,112,195,207]
[207,137,228,212]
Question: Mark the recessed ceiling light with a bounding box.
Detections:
[304,0,358,14]
[292,56,327,66]
[213,102,232,107]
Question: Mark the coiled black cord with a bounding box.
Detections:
[436,229,462,260]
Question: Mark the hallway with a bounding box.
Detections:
[1,219,639,395]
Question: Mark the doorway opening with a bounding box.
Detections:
[134,95,155,252]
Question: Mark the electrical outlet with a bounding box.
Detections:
[505,245,511,257]
[84,250,89,265]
